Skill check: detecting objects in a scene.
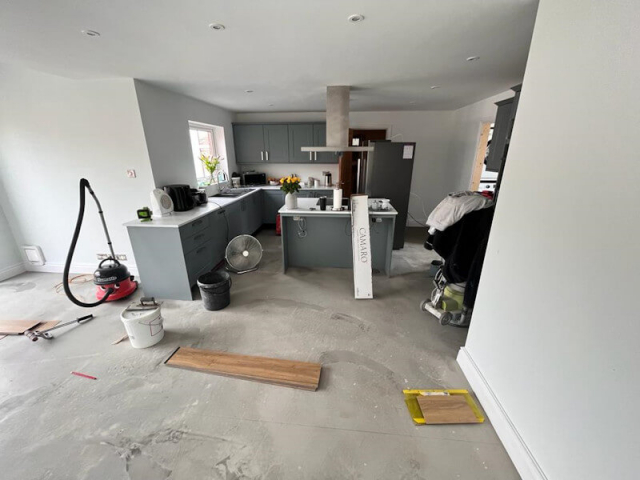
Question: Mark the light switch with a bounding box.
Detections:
[126,169,136,178]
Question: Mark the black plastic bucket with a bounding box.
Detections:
[197,270,232,311]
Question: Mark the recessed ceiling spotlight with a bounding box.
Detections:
[348,14,365,23]
[209,23,225,31]
[268,104,274,106]
[81,29,101,37]
[245,90,254,93]
[409,101,417,105]
[466,56,480,62]
[430,85,440,89]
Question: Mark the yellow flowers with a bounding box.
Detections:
[279,176,301,194]
[280,176,300,184]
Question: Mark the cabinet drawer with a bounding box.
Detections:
[186,241,215,284]
[180,215,209,239]
[181,227,212,253]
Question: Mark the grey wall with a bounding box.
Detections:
[134,81,237,188]
[0,65,154,273]
[463,1,640,479]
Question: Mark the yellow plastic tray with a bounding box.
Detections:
[403,389,485,424]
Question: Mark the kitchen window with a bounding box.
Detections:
[188,121,228,186]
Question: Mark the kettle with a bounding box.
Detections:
[323,171,332,187]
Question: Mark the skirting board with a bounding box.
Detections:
[457,347,547,480]
[25,262,138,276]
[0,262,27,282]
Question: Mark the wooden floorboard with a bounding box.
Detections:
[165,347,322,391]
[417,395,481,424]
[0,320,42,335]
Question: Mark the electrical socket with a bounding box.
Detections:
[96,253,109,260]
[116,254,127,261]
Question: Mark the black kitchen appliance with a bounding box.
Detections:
[164,184,195,211]
[361,141,416,249]
[191,188,207,206]
[241,172,266,186]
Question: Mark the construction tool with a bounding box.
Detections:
[25,314,94,341]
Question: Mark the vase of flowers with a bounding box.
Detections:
[280,175,301,209]
[199,154,223,196]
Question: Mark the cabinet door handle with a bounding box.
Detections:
[314,152,317,162]
[192,220,202,227]
[309,152,313,161]
[194,234,205,241]
[265,151,269,161]
[260,151,264,161]
[196,246,207,254]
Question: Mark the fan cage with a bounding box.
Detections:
[225,235,263,271]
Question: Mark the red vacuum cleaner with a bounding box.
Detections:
[63,178,138,307]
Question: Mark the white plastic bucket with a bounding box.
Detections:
[120,305,164,348]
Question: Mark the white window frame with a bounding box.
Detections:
[188,121,229,186]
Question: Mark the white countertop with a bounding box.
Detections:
[124,186,394,228]
[278,198,398,216]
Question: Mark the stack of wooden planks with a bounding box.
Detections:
[164,347,322,391]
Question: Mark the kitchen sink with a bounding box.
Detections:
[216,188,255,197]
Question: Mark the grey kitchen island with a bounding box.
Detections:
[279,198,397,276]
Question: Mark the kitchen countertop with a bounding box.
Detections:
[279,198,398,216]
[124,186,338,228]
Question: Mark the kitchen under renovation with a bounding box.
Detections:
[2,1,637,479]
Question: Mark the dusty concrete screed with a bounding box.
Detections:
[0,228,519,479]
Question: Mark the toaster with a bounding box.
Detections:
[163,184,195,212]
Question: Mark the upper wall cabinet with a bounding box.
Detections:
[233,123,339,164]
[263,124,290,163]
[289,124,314,163]
[234,124,289,164]
[234,125,266,164]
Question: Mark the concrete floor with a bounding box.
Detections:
[0,227,519,480]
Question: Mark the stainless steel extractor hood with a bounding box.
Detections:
[301,86,374,153]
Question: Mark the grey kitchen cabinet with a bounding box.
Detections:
[224,192,263,239]
[288,124,314,163]
[263,190,285,224]
[234,124,265,164]
[313,123,339,163]
[126,210,228,301]
[263,124,290,163]
[225,200,243,239]
[486,98,514,172]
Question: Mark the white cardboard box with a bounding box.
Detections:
[351,195,373,299]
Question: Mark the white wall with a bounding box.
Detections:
[134,81,237,188]
[461,1,640,479]
[447,90,513,191]
[0,65,154,273]
[0,181,24,280]
[235,110,457,225]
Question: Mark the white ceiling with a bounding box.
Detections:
[0,0,538,112]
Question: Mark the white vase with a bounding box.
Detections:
[285,192,297,209]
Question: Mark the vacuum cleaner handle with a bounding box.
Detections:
[63,178,115,308]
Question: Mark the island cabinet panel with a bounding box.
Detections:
[280,213,395,276]
[263,190,285,224]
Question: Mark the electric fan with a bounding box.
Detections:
[225,235,263,274]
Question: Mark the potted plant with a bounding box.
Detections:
[199,154,223,196]
[280,176,301,209]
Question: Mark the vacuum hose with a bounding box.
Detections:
[63,179,115,307]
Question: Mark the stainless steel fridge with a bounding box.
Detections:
[360,141,416,249]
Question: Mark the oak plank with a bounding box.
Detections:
[0,320,42,335]
[165,347,321,391]
[417,395,481,424]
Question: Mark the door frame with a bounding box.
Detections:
[470,122,492,191]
